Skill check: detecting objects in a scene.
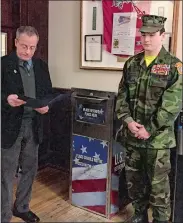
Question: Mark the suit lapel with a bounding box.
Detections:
[32,58,38,98]
[33,58,42,99]
[7,52,24,95]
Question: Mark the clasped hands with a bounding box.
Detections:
[7,94,49,114]
[128,121,150,140]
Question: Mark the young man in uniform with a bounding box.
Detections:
[115,15,182,223]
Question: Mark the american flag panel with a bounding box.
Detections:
[71,134,108,215]
[71,135,125,217]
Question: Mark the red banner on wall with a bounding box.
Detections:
[102,0,151,57]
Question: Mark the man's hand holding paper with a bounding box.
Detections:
[34,106,49,114]
[7,94,26,107]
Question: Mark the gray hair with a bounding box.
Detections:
[16,26,39,40]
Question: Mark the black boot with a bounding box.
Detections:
[128,210,149,223]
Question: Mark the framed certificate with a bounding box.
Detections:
[84,35,102,62]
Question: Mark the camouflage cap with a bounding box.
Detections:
[140,15,167,33]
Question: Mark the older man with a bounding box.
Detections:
[1,26,52,222]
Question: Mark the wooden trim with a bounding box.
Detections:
[19,0,28,25]
[79,0,83,69]
[81,66,122,71]
[171,0,180,55]
[52,87,72,93]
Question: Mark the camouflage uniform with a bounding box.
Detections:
[115,15,182,222]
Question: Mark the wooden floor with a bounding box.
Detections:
[11,167,133,222]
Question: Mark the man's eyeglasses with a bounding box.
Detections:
[16,39,37,51]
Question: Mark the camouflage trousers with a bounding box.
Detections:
[125,145,171,222]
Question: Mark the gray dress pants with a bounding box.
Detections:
[1,119,39,222]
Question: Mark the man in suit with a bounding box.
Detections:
[1,26,52,222]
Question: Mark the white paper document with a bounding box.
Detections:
[111,12,137,55]
[85,35,102,61]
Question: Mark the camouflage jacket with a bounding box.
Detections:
[115,46,182,149]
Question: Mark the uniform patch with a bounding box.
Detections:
[175,62,182,75]
[151,64,170,75]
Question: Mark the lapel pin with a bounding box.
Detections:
[14,70,17,73]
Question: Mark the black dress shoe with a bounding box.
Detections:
[13,209,40,223]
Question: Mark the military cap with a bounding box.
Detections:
[140,14,167,33]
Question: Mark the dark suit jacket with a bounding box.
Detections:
[1,51,52,149]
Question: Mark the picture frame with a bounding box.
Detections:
[84,34,102,62]
[158,7,165,17]
[1,32,7,56]
[163,32,172,52]
[80,0,180,71]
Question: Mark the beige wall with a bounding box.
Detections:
[49,1,182,92]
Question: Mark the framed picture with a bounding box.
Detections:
[84,35,102,62]
[80,0,180,71]
[163,32,172,52]
[158,7,165,16]
[1,32,7,56]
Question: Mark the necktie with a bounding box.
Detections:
[23,61,30,75]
